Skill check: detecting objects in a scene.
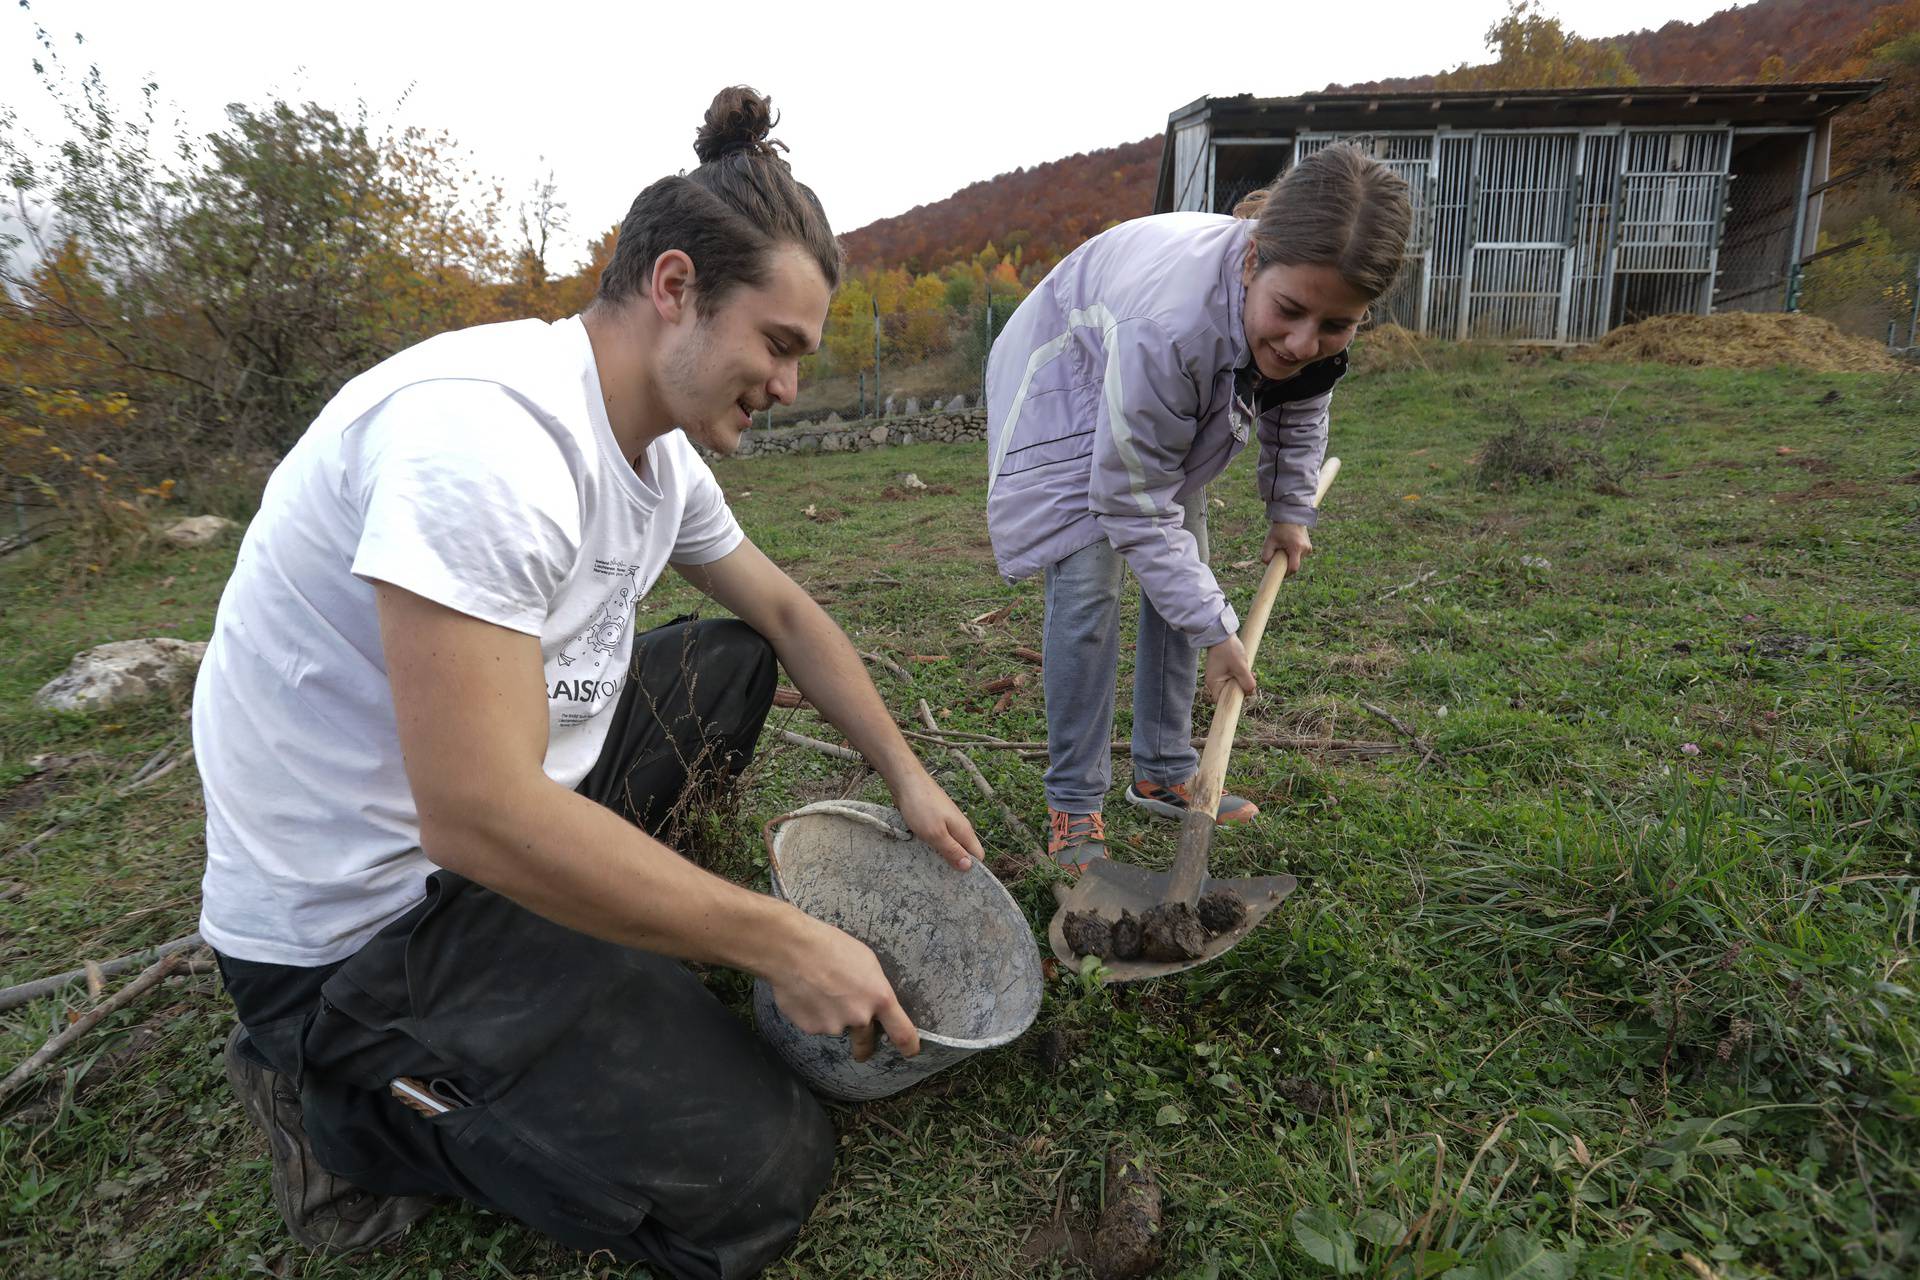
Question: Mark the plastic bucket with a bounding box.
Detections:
[751,800,1044,1101]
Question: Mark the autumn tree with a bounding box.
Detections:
[1,24,516,515]
[822,277,876,376]
[1434,2,1640,90]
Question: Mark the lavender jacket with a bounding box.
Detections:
[985,213,1343,649]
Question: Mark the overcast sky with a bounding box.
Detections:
[5,0,1742,268]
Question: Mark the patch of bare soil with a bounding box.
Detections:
[1,772,59,820]
[1774,480,1884,504]
[1092,1149,1164,1280]
[1,753,95,820]
[1781,455,1835,474]
[1326,643,1403,679]
[1578,312,1901,373]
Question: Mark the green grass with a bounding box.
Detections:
[2,357,1917,1278]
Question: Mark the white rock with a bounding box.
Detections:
[163,515,237,547]
[900,473,929,491]
[34,638,208,713]
[903,397,921,415]
[825,412,843,424]
[944,395,968,412]
[883,396,897,416]
[1520,555,1552,571]
[870,426,888,445]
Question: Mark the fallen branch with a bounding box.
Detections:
[969,604,1015,626]
[916,699,1043,873]
[773,686,809,710]
[1359,701,1439,770]
[777,728,864,764]
[898,727,1405,759]
[14,741,196,858]
[116,746,192,796]
[0,948,195,1108]
[1379,570,1438,601]
[0,521,68,559]
[898,725,1012,745]
[0,931,204,1013]
[1010,646,1044,667]
[859,651,912,682]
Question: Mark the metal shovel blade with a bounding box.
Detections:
[1046,858,1299,983]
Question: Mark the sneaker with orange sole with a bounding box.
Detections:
[1124,778,1259,825]
[1046,808,1108,873]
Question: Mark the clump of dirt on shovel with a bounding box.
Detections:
[1196,887,1247,934]
[1065,889,1249,962]
[1138,903,1207,962]
[1063,911,1114,960]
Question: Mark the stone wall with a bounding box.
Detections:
[726,408,987,459]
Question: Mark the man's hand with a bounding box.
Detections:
[1205,634,1257,703]
[1262,521,1313,573]
[893,772,985,871]
[679,541,986,874]
[768,915,920,1061]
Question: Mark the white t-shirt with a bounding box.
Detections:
[194,316,744,966]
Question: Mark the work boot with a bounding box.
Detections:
[1124,778,1259,825]
[224,1024,435,1254]
[1047,808,1108,873]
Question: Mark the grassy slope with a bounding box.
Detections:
[1,356,1916,1279]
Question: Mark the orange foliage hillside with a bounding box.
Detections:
[845,2,1913,280]
[839,136,1162,275]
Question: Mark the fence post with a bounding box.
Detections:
[1907,251,1919,350]
[871,296,881,415]
[858,370,865,420]
[980,280,992,404]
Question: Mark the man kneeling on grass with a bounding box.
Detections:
[191,87,982,1279]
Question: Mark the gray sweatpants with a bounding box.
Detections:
[1040,500,1208,812]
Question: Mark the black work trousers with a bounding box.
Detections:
[216,619,832,1280]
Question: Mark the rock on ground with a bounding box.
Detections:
[162,515,238,547]
[33,638,208,713]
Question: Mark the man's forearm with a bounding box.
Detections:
[418,772,810,978]
[764,594,925,786]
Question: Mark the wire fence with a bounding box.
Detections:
[776,290,1021,432]
[1795,241,1920,355]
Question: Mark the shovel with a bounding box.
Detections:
[1046,457,1342,982]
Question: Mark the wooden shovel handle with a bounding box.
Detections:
[1166,457,1342,904]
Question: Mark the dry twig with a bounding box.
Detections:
[916,699,1042,872]
[0,949,196,1108]
[776,729,864,764]
[0,931,204,1013]
[858,651,912,682]
[1359,701,1439,770]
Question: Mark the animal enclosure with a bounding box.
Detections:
[1157,84,1883,343]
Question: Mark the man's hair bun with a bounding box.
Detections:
[694,86,787,164]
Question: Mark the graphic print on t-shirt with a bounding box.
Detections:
[550,559,638,725]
